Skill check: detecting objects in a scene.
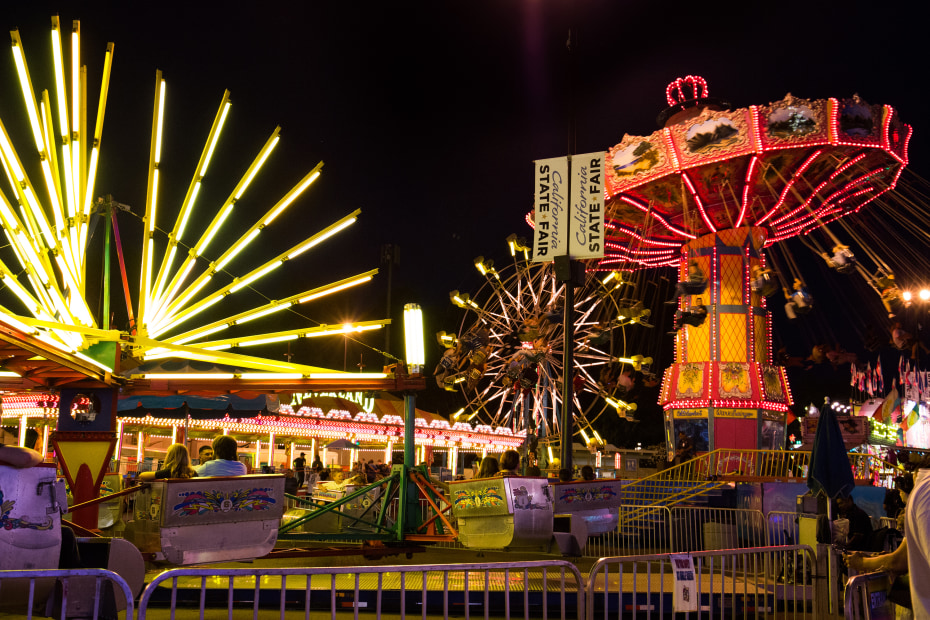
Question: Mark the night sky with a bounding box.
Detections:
[3,3,928,444]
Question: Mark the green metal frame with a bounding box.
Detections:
[277,392,453,544]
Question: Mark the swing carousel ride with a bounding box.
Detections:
[596,75,911,455]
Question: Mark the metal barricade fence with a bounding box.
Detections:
[844,571,897,620]
[586,544,817,619]
[766,510,803,546]
[584,504,671,557]
[668,506,767,552]
[0,568,135,620]
[137,560,585,620]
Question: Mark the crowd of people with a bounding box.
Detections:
[469,451,601,482]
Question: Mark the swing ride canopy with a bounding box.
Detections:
[600,76,911,269]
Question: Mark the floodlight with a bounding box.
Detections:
[404,303,425,374]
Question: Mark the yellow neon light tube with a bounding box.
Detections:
[155,210,361,332]
[10,33,45,153]
[81,41,114,219]
[297,273,373,303]
[142,373,236,380]
[150,126,279,315]
[71,22,79,137]
[196,128,281,258]
[236,135,278,200]
[286,213,358,260]
[138,72,164,329]
[262,166,322,226]
[215,228,261,272]
[39,94,66,236]
[132,335,332,374]
[230,261,280,293]
[50,18,69,136]
[187,320,387,350]
[153,87,227,305]
[163,270,377,346]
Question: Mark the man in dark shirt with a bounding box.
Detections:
[836,495,873,551]
[293,452,306,488]
[676,431,695,464]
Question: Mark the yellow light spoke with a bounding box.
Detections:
[163,269,378,346]
[79,42,114,248]
[149,128,280,318]
[149,210,360,336]
[138,71,165,333]
[1,20,390,374]
[132,335,333,374]
[212,162,323,274]
[151,92,230,305]
[183,319,388,351]
[40,95,66,237]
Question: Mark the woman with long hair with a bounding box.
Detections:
[139,443,198,480]
[476,456,500,479]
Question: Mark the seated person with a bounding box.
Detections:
[197,436,247,476]
[822,243,855,273]
[671,260,708,300]
[139,443,197,480]
[673,298,707,331]
[476,456,499,478]
[580,465,596,481]
[198,444,214,465]
[783,278,813,319]
[498,450,521,476]
[283,469,299,495]
[750,266,780,297]
[558,468,573,482]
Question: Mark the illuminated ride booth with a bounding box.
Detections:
[598,76,910,457]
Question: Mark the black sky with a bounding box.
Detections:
[3,2,928,424]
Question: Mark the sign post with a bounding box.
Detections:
[533,152,604,473]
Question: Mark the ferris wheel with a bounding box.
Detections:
[436,237,653,453]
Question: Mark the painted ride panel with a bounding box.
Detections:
[0,463,66,613]
[0,463,66,570]
[550,478,623,536]
[123,474,284,564]
[450,476,553,549]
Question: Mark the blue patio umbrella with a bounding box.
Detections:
[807,405,855,500]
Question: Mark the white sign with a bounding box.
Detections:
[569,152,605,260]
[532,153,605,263]
[533,156,568,262]
[670,553,698,612]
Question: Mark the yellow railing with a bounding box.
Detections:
[619,448,905,514]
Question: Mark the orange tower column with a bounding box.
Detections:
[659,227,792,460]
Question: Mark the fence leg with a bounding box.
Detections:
[814,543,836,618]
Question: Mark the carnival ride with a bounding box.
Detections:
[0,22,920,614]
[591,75,911,457]
[437,239,654,463]
[0,18,446,599]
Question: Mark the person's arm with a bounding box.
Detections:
[0,445,43,468]
[846,537,908,573]
[138,470,157,481]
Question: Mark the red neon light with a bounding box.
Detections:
[682,172,717,233]
[737,155,759,228]
[665,75,709,107]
